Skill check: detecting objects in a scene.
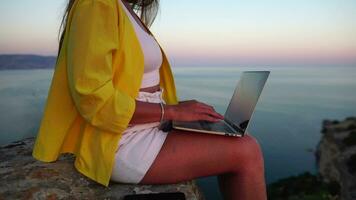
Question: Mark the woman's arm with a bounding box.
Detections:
[129,100,225,125]
[67,1,136,134]
[128,100,162,124]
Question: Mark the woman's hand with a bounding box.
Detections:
[164,100,224,122]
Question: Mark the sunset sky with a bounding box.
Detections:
[0,0,355,67]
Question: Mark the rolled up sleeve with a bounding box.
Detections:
[66,0,135,134]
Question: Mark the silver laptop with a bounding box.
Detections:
[172,71,270,137]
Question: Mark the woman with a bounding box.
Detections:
[32,0,267,199]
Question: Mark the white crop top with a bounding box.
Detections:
[119,0,162,88]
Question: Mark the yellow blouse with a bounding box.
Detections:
[32,0,178,187]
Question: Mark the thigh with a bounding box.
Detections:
[139,129,253,184]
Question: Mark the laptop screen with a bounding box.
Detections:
[224,71,270,133]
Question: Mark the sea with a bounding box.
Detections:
[1,66,355,199]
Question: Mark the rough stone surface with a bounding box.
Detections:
[316,117,356,200]
[0,137,205,200]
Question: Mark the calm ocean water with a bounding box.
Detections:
[1,66,356,199]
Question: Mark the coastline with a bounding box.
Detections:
[268,117,356,200]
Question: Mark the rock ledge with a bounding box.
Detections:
[0,137,205,200]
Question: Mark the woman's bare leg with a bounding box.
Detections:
[139,129,267,200]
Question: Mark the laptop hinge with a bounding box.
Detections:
[225,118,244,133]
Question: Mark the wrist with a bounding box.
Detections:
[163,104,176,120]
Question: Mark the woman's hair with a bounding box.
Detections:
[57,0,160,57]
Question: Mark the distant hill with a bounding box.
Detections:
[0,54,57,70]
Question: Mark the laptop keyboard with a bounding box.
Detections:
[198,120,235,133]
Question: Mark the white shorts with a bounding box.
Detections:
[110,87,169,184]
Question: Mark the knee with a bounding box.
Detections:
[230,134,265,173]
